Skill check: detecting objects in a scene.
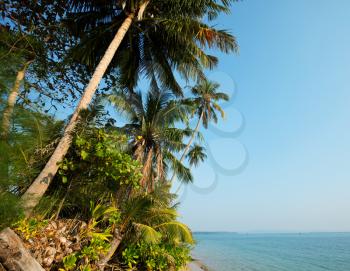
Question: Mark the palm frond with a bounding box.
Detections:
[164,151,193,184]
[155,221,194,244]
[186,144,207,167]
[133,222,161,244]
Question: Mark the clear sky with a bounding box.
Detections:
[178,0,350,232]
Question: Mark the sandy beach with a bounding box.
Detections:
[186,260,209,271]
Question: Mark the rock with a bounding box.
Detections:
[0,227,45,271]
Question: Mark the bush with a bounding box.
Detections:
[0,193,23,230]
[122,242,191,271]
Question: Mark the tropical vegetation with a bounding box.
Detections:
[0,1,237,270]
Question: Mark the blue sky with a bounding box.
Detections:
[178,0,350,232]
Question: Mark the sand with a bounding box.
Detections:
[186,260,209,271]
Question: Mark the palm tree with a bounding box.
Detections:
[21,0,150,216]
[110,85,195,191]
[97,185,193,269]
[170,80,229,183]
[22,0,238,216]
[67,1,237,94]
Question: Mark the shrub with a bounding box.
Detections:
[122,242,191,271]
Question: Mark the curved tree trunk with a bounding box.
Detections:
[22,0,151,218]
[21,14,135,217]
[170,111,203,183]
[1,61,31,185]
[1,62,30,140]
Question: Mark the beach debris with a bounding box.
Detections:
[12,219,87,270]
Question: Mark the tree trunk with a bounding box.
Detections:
[97,231,123,271]
[54,180,73,220]
[1,63,30,140]
[21,13,135,218]
[0,228,45,271]
[1,62,31,185]
[170,111,203,183]
[141,147,153,189]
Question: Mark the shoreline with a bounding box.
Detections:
[186,259,210,271]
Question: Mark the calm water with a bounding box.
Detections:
[192,232,350,271]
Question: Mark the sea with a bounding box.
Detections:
[192,232,350,271]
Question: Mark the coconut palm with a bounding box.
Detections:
[110,85,196,191]
[67,0,237,94]
[170,80,229,183]
[98,185,193,269]
[21,0,150,216]
[22,0,238,216]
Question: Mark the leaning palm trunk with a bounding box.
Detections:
[97,229,123,270]
[21,13,139,217]
[1,61,31,139]
[170,111,203,183]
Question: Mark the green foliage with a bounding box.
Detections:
[188,80,229,128]
[84,202,120,241]
[84,201,121,229]
[59,129,142,188]
[110,88,194,186]
[58,202,120,270]
[81,237,111,262]
[0,192,23,230]
[80,265,92,271]
[60,254,93,271]
[122,245,139,270]
[0,1,236,270]
[52,128,143,219]
[13,217,48,240]
[66,0,238,94]
[0,107,63,226]
[122,242,191,271]
[186,144,207,167]
[1,1,90,113]
[116,187,193,270]
[62,254,77,271]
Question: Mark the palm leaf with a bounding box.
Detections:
[186,144,207,167]
[155,221,194,244]
[133,222,161,244]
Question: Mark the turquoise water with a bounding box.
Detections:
[192,232,350,271]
